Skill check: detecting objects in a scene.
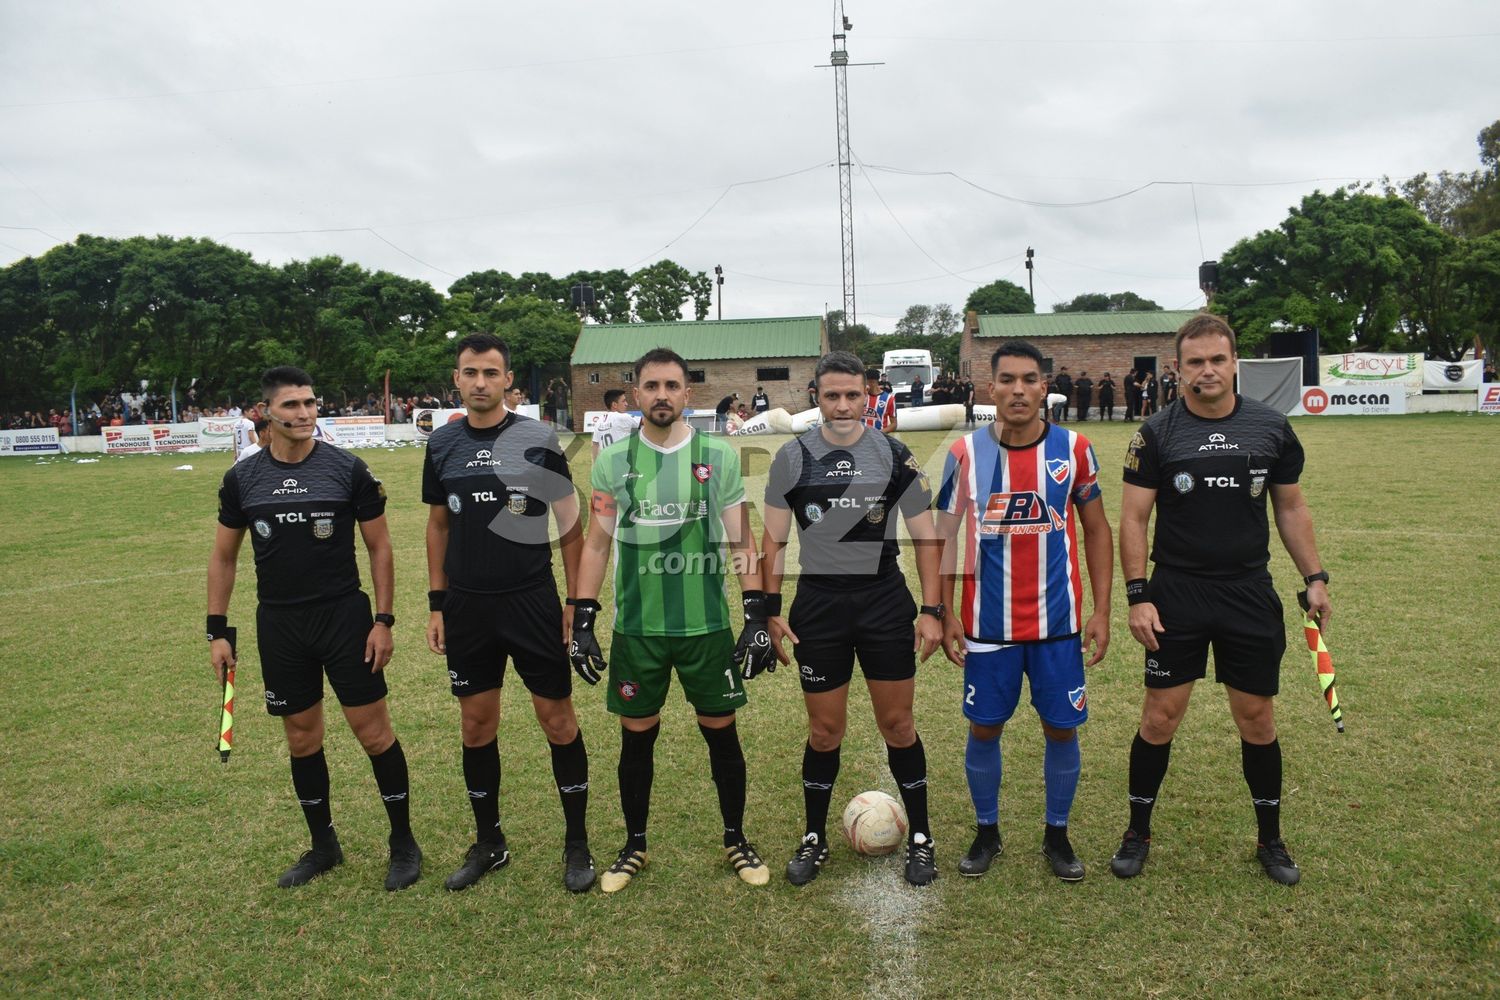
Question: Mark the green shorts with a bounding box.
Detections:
[607,629,745,717]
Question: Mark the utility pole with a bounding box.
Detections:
[714,264,724,321]
[818,3,881,328]
[1025,246,1035,303]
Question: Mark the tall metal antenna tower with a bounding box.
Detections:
[818,3,880,328]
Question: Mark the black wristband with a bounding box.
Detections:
[206,615,230,641]
[1125,578,1149,606]
[374,613,395,628]
[428,590,446,612]
[763,593,782,617]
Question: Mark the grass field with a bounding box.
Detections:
[1,414,1498,998]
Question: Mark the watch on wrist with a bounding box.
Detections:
[1303,570,1330,587]
[919,603,946,621]
[374,613,396,628]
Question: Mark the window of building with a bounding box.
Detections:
[620,370,633,383]
[588,372,600,384]
[1041,357,1054,375]
[688,369,706,384]
[756,366,790,381]
[961,360,971,377]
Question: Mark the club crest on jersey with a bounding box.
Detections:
[618,680,639,701]
[1047,458,1070,484]
[1173,471,1195,494]
[865,502,886,525]
[507,493,528,515]
[980,491,1057,535]
[448,493,462,514]
[253,519,272,539]
[1250,475,1266,498]
[312,518,334,539]
[1068,686,1087,711]
[804,502,824,524]
[692,463,712,483]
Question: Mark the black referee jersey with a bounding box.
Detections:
[217,441,387,605]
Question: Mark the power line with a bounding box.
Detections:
[853,150,979,285]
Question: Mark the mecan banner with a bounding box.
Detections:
[1318,353,1422,391]
[0,428,62,454]
[102,422,203,453]
[1291,386,1407,416]
[316,415,387,447]
[1479,384,1500,414]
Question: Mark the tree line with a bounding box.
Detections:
[0,241,714,409]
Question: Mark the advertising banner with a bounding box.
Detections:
[102,422,202,453]
[1318,353,1422,392]
[197,416,239,451]
[1423,359,1482,389]
[317,415,387,448]
[1291,386,1407,416]
[1479,384,1500,414]
[0,428,62,454]
[413,407,467,439]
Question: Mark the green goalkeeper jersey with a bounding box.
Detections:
[591,427,744,637]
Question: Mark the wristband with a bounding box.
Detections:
[567,598,601,611]
[428,590,447,612]
[764,593,782,617]
[206,615,230,642]
[374,613,395,628]
[1125,578,1149,606]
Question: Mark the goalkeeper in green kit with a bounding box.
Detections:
[571,348,776,893]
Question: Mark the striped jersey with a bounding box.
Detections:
[936,422,1101,643]
[590,427,745,637]
[863,392,896,430]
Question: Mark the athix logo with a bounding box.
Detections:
[272,478,308,495]
[466,448,502,468]
[264,690,288,707]
[1198,431,1239,451]
[824,458,862,477]
[1145,659,1171,678]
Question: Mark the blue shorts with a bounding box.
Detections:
[962,634,1087,729]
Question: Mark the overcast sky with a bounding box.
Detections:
[2,2,1497,332]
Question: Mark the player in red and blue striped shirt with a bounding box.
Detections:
[936,340,1113,881]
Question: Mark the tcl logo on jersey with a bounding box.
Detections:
[979,491,1066,535]
[1203,476,1240,488]
[272,478,308,495]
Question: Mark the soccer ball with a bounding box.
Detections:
[841,790,908,856]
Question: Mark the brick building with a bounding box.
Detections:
[569,316,828,429]
[959,310,1198,388]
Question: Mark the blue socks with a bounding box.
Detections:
[1043,735,1081,828]
[965,732,1002,825]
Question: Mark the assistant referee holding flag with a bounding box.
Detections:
[762,351,945,887]
[207,366,421,890]
[424,334,594,893]
[1111,313,1332,885]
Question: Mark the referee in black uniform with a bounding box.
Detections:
[1111,314,1332,885]
[424,334,595,893]
[207,366,420,890]
[762,351,946,887]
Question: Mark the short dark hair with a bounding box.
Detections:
[990,340,1045,374]
[603,388,627,407]
[454,332,510,369]
[816,351,868,387]
[634,347,689,381]
[1175,312,1237,360]
[261,366,313,400]
[864,368,882,381]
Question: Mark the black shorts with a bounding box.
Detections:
[1144,567,1286,696]
[442,586,571,700]
[256,590,385,716]
[788,578,917,693]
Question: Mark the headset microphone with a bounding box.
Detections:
[1190,382,1202,395]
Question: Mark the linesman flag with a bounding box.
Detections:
[218,626,238,762]
[1297,591,1343,733]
